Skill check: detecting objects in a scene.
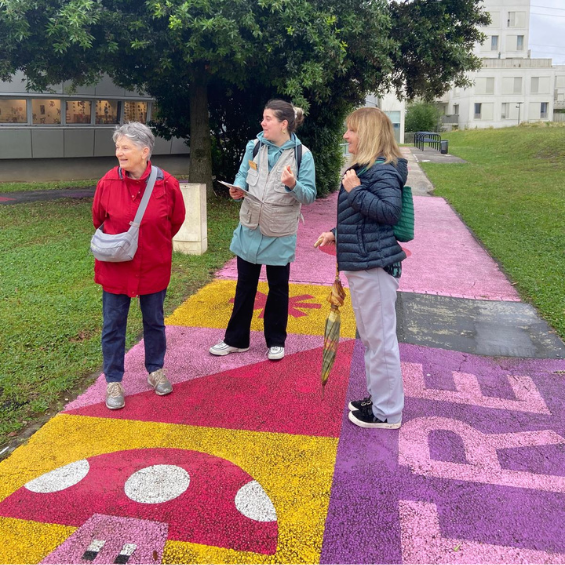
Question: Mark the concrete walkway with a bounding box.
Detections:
[1,148,564,564]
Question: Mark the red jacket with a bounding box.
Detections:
[92,162,186,297]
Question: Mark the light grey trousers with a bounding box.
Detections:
[344,267,404,424]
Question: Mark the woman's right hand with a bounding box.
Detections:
[314,231,336,248]
[229,186,246,200]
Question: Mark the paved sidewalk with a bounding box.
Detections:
[1,150,564,564]
[0,187,95,205]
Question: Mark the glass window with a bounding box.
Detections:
[95,100,121,124]
[531,77,539,94]
[31,99,61,124]
[486,78,495,94]
[491,36,499,51]
[517,35,524,51]
[514,77,522,94]
[474,103,482,119]
[501,103,509,119]
[66,100,92,124]
[383,111,400,124]
[0,99,27,124]
[124,101,148,123]
[453,104,459,115]
[507,12,515,27]
[541,102,548,119]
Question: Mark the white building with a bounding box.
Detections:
[365,92,405,144]
[440,0,565,130]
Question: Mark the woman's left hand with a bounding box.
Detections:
[342,169,361,193]
[281,165,296,190]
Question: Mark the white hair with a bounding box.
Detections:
[113,122,155,157]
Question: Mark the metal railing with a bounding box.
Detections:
[414,131,442,151]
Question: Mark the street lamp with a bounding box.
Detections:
[516,102,523,125]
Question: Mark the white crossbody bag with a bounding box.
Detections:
[90,166,158,262]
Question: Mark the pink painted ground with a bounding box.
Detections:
[216,194,520,302]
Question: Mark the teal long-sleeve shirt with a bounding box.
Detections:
[229,132,316,266]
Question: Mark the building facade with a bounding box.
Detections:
[441,0,565,130]
[0,72,189,182]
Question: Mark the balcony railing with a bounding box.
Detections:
[441,115,459,124]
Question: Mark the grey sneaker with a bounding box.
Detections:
[148,368,173,396]
[267,346,285,361]
[106,382,125,410]
[209,341,250,356]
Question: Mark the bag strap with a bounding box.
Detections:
[131,166,158,227]
[356,157,386,178]
[252,140,302,175]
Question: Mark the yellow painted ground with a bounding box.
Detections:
[166,280,356,339]
[0,414,338,564]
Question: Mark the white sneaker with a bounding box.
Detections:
[267,346,285,361]
[209,341,250,356]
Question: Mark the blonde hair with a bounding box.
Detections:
[346,107,403,168]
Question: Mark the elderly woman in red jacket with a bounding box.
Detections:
[92,122,186,410]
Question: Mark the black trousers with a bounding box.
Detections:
[224,256,290,349]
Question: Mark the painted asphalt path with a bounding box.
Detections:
[1,159,565,564]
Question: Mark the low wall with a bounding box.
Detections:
[0,156,190,182]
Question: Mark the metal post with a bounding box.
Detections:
[516,102,523,126]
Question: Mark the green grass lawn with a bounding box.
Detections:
[422,125,565,341]
[0,194,239,447]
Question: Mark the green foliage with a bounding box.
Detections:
[405,101,442,133]
[0,195,240,447]
[0,0,489,196]
[422,127,565,340]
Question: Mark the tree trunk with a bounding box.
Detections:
[188,65,213,197]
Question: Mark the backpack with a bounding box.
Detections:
[252,140,303,175]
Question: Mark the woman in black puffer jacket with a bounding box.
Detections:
[316,107,407,429]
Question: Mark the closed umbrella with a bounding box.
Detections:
[321,266,346,396]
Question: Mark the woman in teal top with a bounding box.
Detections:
[210,99,316,361]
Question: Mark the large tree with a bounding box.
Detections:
[0,0,489,193]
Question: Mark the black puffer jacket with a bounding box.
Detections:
[336,158,408,271]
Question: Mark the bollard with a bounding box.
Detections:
[173,182,208,255]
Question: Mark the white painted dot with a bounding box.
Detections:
[235,480,277,522]
[124,465,190,504]
[25,459,90,493]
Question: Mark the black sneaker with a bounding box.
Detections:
[348,404,401,429]
[348,396,372,411]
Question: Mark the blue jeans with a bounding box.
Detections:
[102,289,167,383]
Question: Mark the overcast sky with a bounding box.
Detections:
[529,1,565,65]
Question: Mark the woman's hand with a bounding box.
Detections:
[281,165,296,190]
[229,187,246,200]
[314,231,336,248]
[342,169,361,193]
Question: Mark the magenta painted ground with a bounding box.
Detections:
[6,449,277,555]
[66,340,355,438]
[217,194,520,301]
[65,328,329,411]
